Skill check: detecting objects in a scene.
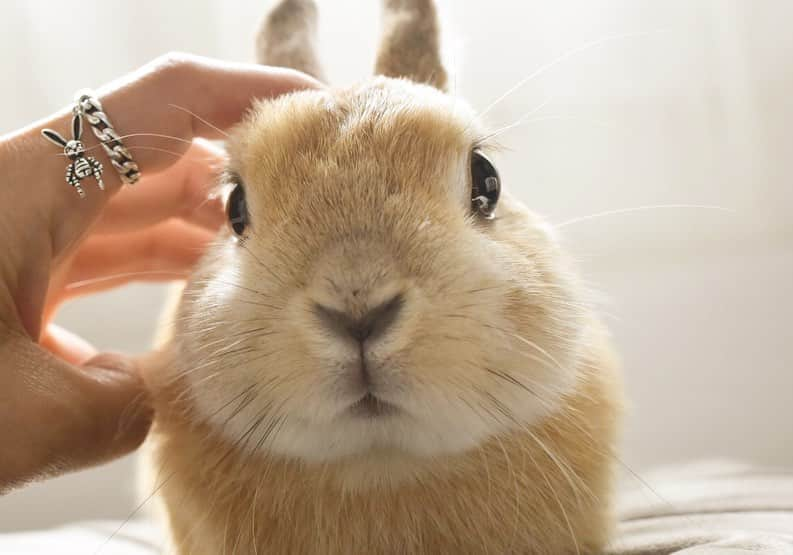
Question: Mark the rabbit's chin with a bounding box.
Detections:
[188,373,564,466]
[260,408,495,463]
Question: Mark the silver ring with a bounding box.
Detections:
[74,89,141,185]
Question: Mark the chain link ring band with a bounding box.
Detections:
[74,90,141,185]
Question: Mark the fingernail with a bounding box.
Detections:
[83,352,154,448]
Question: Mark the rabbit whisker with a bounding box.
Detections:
[554,204,736,230]
[479,29,672,119]
[483,113,620,143]
[168,103,231,139]
[65,270,188,290]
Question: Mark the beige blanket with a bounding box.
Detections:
[609,460,793,553]
[1,460,791,553]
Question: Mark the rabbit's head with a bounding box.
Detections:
[164,0,589,466]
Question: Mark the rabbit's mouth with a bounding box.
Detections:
[348,393,399,418]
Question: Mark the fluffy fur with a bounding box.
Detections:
[142,1,622,553]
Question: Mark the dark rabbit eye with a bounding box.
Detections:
[227,182,249,236]
[470,150,500,219]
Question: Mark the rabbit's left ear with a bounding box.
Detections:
[72,112,83,140]
[256,0,325,82]
[41,129,68,147]
[374,0,447,91]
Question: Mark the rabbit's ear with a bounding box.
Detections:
[256,0,325,82]
[41,129,68,147]
[72,112,83,140]
[374,0,447,91]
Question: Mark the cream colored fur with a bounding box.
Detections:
[142,1,622,553]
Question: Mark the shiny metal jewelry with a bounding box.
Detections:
[74,90,141,185]
[41,109,105,199]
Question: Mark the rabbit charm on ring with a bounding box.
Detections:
[41,108,105,198]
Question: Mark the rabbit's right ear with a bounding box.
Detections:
[72,112,83,141]
[256,0,325,82]
[41,129,68,148]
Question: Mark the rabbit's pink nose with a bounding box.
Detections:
[312,293,404,344]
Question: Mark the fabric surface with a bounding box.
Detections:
[0,520,161,555]
[1,460,791,554]
[608,460,793,554]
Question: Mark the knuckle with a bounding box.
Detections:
[180,180,209,219]
[143,229,171,269]
[79,365,152,457]
[148,51,201,82]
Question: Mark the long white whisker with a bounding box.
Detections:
[486,114,621,142]
[478,29,672,118]
[169,103,231,139]
[65,270,188,290]
[123,145,218,161]
[554,204,736,230]
[481,98,552,141]
[523,439,581,555]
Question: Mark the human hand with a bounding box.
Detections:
[0,53,320,492]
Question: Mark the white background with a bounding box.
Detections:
[1,0,791,533]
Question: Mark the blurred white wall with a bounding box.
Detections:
[1,0,791,533]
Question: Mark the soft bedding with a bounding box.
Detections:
[608,460,793,553]
[2,461,791,554]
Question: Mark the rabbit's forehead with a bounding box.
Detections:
[232,79,480,191]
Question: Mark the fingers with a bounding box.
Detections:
[92,53,321,175]
[41,220,212,325]
[7,53,320,262]
[93,139,226,235]
[0,330,152,493]
[40,219,212,329]
[40,323,97,365]
[92,53,322,179]
[58,220,215,303]
[53,272,187,308]
[179,55,324,134]
[0,53,311,348]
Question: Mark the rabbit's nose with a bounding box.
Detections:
[313,293,404,343]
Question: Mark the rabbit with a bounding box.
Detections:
[141,0,623,553]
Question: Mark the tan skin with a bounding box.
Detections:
[0,53,320,493]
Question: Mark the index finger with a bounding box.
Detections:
[7,53,321,260]
[93,139,227,235]
[0,328,152,492]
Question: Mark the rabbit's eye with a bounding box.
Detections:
[227,183,249,236]
[470,150,500,219]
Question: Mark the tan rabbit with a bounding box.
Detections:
[142,1,622,553]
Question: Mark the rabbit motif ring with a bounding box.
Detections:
[41,90,139,199]
[41,107,105,199]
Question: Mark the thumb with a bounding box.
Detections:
[0,331,152,493]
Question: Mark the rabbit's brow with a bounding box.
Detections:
[214,168,243,194]
[210,137,502,198]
